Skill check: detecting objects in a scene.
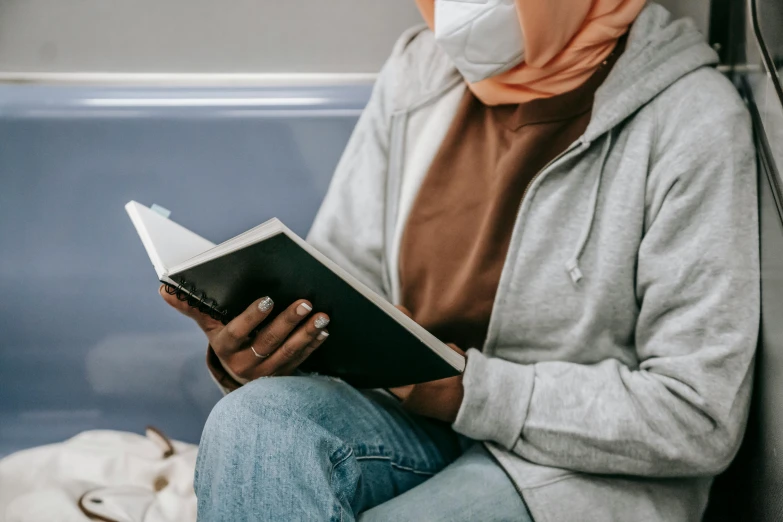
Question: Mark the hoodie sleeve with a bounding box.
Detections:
[453,74,760,477]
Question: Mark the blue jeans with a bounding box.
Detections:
[195,375,532,521]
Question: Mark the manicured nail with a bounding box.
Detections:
[317,330,329,341]
[314,316,330,329]
[296,302,313,316]
[258,297,273,312]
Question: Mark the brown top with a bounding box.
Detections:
[398,43,622,350]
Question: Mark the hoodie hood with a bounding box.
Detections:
[388,2,720,286]
[394,2,719,136]
[565,3,719,282]
[585,2,719,141]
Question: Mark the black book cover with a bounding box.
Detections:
[168,233,461,388]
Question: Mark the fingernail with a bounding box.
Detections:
[317,330,329,341]
[314,316,330,329]
[296,302,313,316]
[258,297,274,312]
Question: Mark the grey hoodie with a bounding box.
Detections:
[307,3,759,521]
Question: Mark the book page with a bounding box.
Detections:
[126,201,215,279]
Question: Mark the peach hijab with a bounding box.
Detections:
[415,0,646,105]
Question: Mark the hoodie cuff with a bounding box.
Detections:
[452,348,535,450]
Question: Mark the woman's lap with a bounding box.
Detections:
[358,444,531,522]
[195,375,530,521]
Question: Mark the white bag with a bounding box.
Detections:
[0,428,197,522]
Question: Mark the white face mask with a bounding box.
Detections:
[434,0,525,83]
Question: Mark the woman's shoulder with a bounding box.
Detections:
[379,26,461,111]
[642,65,754,193]
[652,66,750,135]
[638,65,753,177]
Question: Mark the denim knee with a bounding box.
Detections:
[196,377,331,493]
[197,375,353,455]
[200,377,306,443]
[195,376,367,520]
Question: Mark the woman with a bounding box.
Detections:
[163,1,759,520]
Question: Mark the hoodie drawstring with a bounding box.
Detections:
[565,132,613,285]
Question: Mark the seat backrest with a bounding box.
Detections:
[703,132,783,520]
[703,1,783,516]
[0,84,367,457]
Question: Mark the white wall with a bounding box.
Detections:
[0,0,710,74]
[658,0,711,41]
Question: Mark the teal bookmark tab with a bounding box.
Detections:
[150,204,171,219]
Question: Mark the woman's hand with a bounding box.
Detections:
[160,285,330,381]
[389,302,465,423]
[396,372,464,424]
[389,342,465,423]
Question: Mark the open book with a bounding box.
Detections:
[125,201,465,387]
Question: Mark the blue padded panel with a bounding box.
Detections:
[0,84,371,455]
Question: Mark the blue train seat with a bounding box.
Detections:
[0,83,370,455]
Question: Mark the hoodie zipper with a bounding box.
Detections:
[481,136,590,354]
[520,137,589,206]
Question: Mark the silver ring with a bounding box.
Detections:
[250,346,270,359]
